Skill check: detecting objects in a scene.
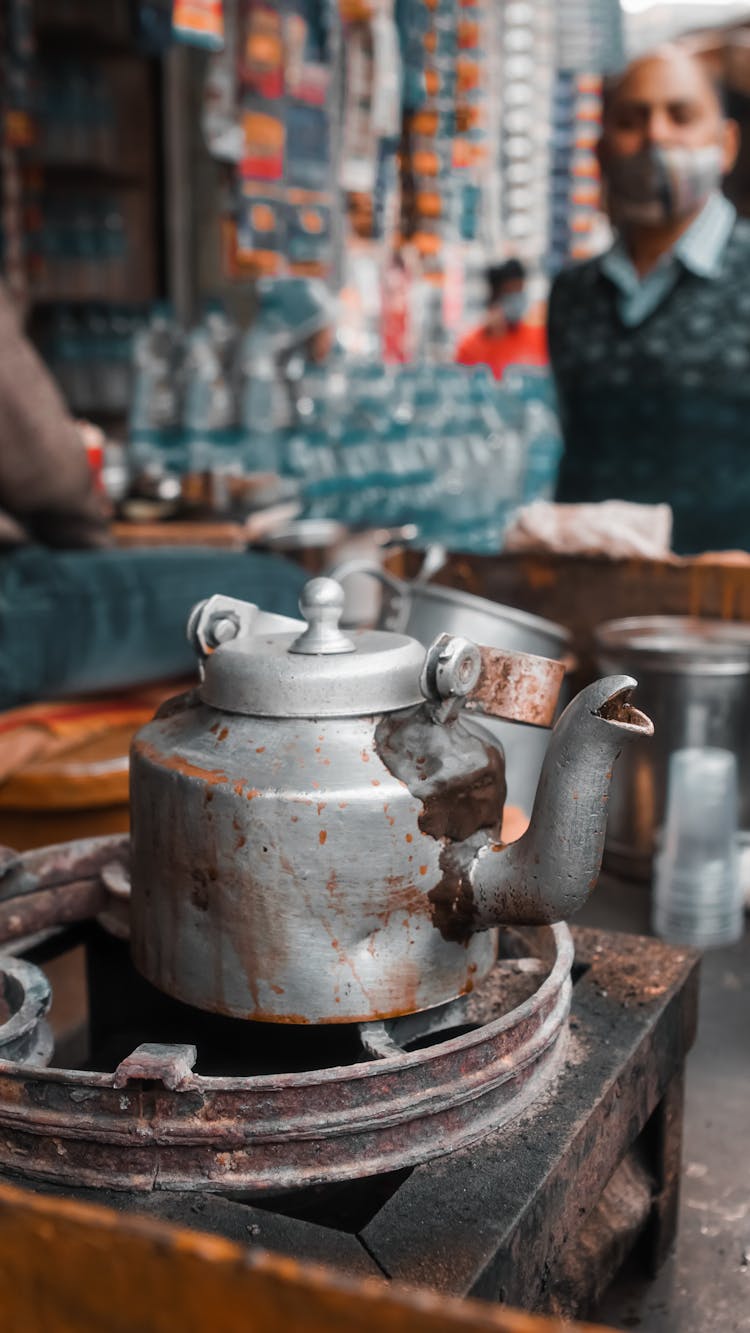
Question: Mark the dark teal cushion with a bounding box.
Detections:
[0,546,306,708]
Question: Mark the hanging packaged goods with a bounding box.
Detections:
[172,0,225,50]
[222,0,335,277]
[547,70,606,271]
[0,0,623,367]
[1,1,161,316]
[199,0,623,299]
[338,0,400,260]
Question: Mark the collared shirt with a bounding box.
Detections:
[599,191,737,328]
[548,201,750,553]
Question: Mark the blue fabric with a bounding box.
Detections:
[549,214,750,554]
[0,546,307,709]
[599,192,736,327]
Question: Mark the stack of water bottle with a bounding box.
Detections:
[32,191,129,303]
[37,61,117,169]
[45,304,143,416]
[129,304,564,553]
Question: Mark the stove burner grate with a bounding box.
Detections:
[0,835,571,1195]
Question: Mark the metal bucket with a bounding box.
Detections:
[594,616,750,879]
[329,560,571,818]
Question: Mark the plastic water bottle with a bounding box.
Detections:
[520,399,564,504]
[183,306,240,473]
[130,304,185,475]
[101,196,127,300]
[109,306,138,414]
[239,335,283,474]
[500,367,564,507]
[48,305,86,412]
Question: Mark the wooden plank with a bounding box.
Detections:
[19,1184,384,1281]
[113,520,247,549]
[0,1178,618,1333]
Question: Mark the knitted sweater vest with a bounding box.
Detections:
[549,219,750,554]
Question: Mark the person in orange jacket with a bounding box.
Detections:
[456,258,548,379]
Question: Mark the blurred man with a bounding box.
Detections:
[457,259,547,379]
[0,282,305,708]
[550,46,749,554]
[0,283,110,551]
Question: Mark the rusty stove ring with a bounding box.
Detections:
[0,956,53,1066]
[0,835,573,1194]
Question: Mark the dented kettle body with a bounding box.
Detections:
[129,578,653,1026]
[130,699,502,1023]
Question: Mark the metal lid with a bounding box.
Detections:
[595,616,750,676]
[200,578,426,718]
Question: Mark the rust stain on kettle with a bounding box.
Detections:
[374,704,506,843]
[374,878,429,927]
[375,703,507,944]
[133,739,229,788]
[427,844,479,944]
[464,645,564,728]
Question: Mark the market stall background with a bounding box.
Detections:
[1,0,621,374]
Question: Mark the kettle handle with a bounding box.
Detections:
[422,634,566,728]
[326,560,411,632]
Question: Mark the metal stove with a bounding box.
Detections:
[0,582,693,1319]
[0,834,699,1319]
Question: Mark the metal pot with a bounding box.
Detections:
[329,561,572,818]
[129,578,649,1025]
[595,616,750,879]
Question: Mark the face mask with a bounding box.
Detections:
[606,143,724,226]
[499,292,528,327]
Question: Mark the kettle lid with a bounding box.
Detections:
[200,578,426,718]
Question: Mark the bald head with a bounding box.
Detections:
[600,46,738,179]
[604,46,724,123]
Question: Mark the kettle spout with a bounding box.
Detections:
[468,675,653,927]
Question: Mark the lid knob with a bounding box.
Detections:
[289,578,356,656]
